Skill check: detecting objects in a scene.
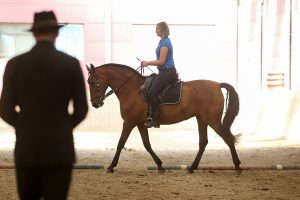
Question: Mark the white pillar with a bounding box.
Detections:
[105,0,112,63]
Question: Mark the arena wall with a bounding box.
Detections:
[0,0,299,140]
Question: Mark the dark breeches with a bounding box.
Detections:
[148,67,177,111]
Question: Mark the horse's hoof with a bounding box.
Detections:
[106,168,114,173]
[158,169,165,174]
[187,166,194,174]
[235,168,242,176]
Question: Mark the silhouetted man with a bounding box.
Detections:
[0,11,88,199]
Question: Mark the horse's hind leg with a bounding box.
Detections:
[188,117,208,173]
[212,124,242,175]
[137,125,164,173]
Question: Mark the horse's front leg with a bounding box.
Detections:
[137,125,165,173]
[106,121,135,173]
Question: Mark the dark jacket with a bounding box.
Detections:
[0,41,88,167]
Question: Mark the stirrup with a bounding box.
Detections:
[144,117,160,128]
[144,117,153,128]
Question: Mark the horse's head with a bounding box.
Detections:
[86,64,109,108]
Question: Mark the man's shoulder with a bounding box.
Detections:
[55,50,78,63]
[6,51,31,66]
[56,50,77,61]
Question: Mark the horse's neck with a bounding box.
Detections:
[106,68,143,96]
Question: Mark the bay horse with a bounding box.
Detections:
[86,63,241,174]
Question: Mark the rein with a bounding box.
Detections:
[101,65,144,100]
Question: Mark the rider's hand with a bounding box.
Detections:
[142,61,149,68]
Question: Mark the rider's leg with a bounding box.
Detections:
[145,74,162,128]
[145,90,160,128]
[144,68,177,128]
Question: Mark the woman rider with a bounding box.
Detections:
[142,22,178,128]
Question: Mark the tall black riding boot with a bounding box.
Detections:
[144,108,160,128]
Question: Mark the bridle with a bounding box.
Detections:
[88,71,105,107]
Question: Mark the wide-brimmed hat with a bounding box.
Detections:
[28,11,64,32]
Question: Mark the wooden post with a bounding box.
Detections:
[147,164,300,170]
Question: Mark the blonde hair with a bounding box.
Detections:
[157,22,170,36]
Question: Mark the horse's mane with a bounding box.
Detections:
[97,63,143,78]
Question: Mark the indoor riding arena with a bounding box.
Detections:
[1,0,300,199]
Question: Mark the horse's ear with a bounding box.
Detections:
[86,65,91,72]
[90,64,95,72]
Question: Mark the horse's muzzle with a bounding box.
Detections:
[91,96,104,108]
[92,100,104,108]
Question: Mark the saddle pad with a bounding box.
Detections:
[158,81,183,105]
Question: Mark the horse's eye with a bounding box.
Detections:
[87,78,94,84]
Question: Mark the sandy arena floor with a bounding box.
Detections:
[0,131,300,200]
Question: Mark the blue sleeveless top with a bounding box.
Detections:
[155,37,175,68]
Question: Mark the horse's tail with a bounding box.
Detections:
[220,83,241,144]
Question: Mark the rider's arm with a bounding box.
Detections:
[142,46,168,67]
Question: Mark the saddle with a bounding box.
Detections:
[140,73,183,105]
